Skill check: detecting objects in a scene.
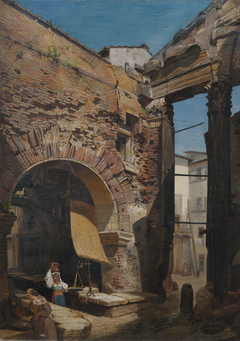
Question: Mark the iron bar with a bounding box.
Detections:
[175,174,208,177]
[175,222,206,224]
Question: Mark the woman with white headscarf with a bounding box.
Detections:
[45,262,68,307]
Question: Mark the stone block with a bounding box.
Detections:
[111,291,159,303]
[72,287,99,295]
[0,329,33,340]
[149,122,156,128]
[54,316,91,341]
[20,299,31,309]
[81,293,128,307]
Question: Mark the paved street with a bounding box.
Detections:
[81,274,237,341]
[2,274,237,341]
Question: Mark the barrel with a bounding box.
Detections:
[180,283,193,313]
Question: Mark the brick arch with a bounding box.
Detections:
[0,128,135,232]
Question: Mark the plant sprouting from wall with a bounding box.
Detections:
[60,57,81,70]
[36,45,61,63]
[14,48,23,58]
[36,48,45,56]
[36,45,80,70]
[46,19,53,26]
[46,19,61,28]
[69,58,80,69]
[60,58,70,67]
[46,45,61,63]
[25,40,32,49]
[0,201,11,213]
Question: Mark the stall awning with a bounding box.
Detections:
[70,200,113,267]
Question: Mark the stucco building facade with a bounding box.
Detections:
[173,152,207,276]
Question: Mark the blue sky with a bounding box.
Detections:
[16,0,240,155]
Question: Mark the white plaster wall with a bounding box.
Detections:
[188,159,208,271]
[175,156,189,225]
[109,48,152,69]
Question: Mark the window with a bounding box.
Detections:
[205,167,208,175]
[190,155,195,161]
[196,168,202,179]
[199,254,205,271]
[174,216,180,232]
[116,116,136,163]
[198,227,205,238]
[116,136,128,161]
[197,197,202,210]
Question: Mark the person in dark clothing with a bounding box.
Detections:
[24,288,57,340]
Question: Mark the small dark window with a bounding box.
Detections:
[196,168,201,179]
[197,197,202,210]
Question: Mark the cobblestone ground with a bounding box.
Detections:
[81,273,237,341]
[82,274,209,341]
[83,291,190,341]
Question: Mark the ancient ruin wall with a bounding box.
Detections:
[0,0,177,295]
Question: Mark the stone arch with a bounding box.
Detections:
[0,128,134,232]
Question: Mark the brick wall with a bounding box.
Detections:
[0,0,175,295]
[0,213,16,302]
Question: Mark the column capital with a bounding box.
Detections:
[146,98,174,124]
[206,78,232,117]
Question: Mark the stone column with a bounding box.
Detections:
[0,212,17,302]
[145,98,174,297]
[206,78,232,296]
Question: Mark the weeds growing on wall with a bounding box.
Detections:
[14,48,23,58]
[35,44,80,70]
[0,201,11,213]
[36,45,61,63]
[69,58,80,69]
[25,40,32,49]
[60,57,81,70]
[46,45,61,62]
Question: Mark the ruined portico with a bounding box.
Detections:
[141,0,240,295]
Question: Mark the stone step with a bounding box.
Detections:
[68,290,160,317]
[111,291,159,303]
[0,329,33,340]
[17,294,92,341]
[78,292,128,306]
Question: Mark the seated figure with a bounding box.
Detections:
[189,281,217,333]
[212,287,240,324]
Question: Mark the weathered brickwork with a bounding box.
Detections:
[0,0,175,298]
[0,213,16,300]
